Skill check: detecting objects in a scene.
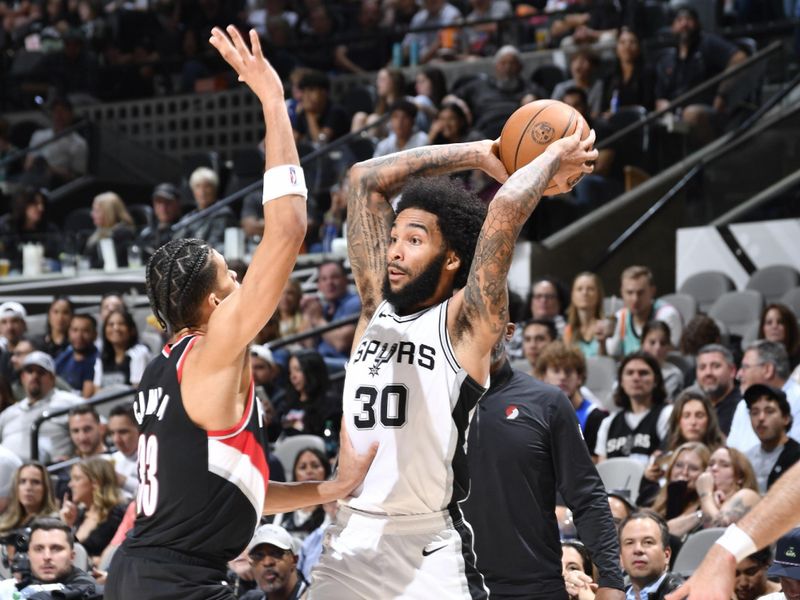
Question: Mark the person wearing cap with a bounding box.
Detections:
[0,351,82,462]
[251,343,286,443]
[240,524,308,600]
[729,340,800,453]
[744,384,800,493]
[760,528,800,600]
[0,301,28,379]
[137,182,182,259]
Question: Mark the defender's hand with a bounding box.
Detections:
[209,26,283,104]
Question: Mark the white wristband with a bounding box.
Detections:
[715,524,757,562]
[262,165,307,204]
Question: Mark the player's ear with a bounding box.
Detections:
[444,249,460,272]
[207,292,222,309]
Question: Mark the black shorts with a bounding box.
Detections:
[105,545,235,600]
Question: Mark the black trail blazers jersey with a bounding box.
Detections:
[125,335,269,564]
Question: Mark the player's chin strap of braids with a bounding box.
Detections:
[262,165,308,204]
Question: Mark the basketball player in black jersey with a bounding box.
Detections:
[105,27,375,600]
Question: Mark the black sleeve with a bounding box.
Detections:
[550,394,625,591]
[584,408,608,457]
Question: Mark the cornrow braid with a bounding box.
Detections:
[145,238,216,334]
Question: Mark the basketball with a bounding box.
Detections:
[498,99,591,195]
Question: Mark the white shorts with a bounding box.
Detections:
[308,504,488,600]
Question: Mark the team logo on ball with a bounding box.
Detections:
[531,122,555,145]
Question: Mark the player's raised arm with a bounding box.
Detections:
[345,141,508,335]
[450,125,597,380]
[203,26,306,358]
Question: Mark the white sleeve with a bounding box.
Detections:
[656,404,673,443]
[127,344,151,386]
[656,304,683,347]
[93,356,103,387]
[604,309,624,358]
[594,414,613,458]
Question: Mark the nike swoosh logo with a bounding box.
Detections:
[422,544,447,557]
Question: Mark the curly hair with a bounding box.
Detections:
[145,238,217,333]
[396,176,487,290]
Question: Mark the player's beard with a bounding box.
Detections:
[383,250,447,315]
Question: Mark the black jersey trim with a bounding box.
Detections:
[379,302,437,323]
[447,503,490,600]
[438,299,460,373]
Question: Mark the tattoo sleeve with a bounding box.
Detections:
[714,497,752,527]
[457,151,560,342]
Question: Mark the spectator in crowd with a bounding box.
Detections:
[762,528,800,600]
[334,0,390,74]
[0,187,61,273]
[650,442,711,537]
[457,45,544,138]
[246,0,299,35]
[608,491,634,530]
[97,308,150,389]
[292,71,350,146]
[680,315,723,362]
[174,166,237,252]
[373,100,429,158]
[0,462,58,534]
[0,375,12,412]
[729,341,800,452]
[744,384,800,493]
[251,345,285,435]
[665,389,726,452]
[38,27,100,99]
[696,343,742,436]
[462,0,513,57]
[402,0,462,65]
[55,313,99,398]
[0,351,82,462]
[641,320,684,400]
[535,340,608,456]
[519,318,558,373]
[0,117,21,187]
[241,523,309,600]
[297,499,338,581]
[82,191,136,270]
[654,5,747,145]
[760,303,800,369]
[9,337,73,402]
[22,97,88,188]
[595,352,672,462]
[0,301,28,378]
[561,540,597,600]
[278,349,340,439]
[352,67,406,136]
[550,0,622,48]
[553,48,606,119]
[276,279,308,342]
[36,296,74,359]
[67,404,106,459]
[602,26,655,114]
[137,182,182,260]
[59,456,127,561]
[604,266,682,357]
[464,321,624,600]
[10,518,98,595]
[564,271,609,358]
[295,3,340,73]
[427,100,473,146]
[413,66,448,128]
[301,261,360,367]
[529,277,568,336]
[618,511,684,598]
[695,446,760,527]
[108,403,139,496]
[273,448,331,540]
[734,547,781,600]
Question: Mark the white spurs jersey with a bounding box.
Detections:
[343,299,487,515]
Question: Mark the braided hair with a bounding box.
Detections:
[145,238,217,334]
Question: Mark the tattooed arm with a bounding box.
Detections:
[345,141,506,348]
[711,489,761,527]
[449,126,597,382]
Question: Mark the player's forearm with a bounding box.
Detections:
[492,148,560,227]
[263,480,348,514]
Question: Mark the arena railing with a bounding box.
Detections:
[711,166,800,225]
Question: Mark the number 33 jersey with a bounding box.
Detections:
[343,299,486,515]
[126,334,270,563]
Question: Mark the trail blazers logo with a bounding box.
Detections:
[531,122,555,145]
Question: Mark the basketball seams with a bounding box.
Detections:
[509,100,555,172]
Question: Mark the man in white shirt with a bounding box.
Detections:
[108,403,139,495]
[0,351,82,462]
[23,97,88,186]
[373,100,429,158]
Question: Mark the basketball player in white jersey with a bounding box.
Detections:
[308,125,597,596]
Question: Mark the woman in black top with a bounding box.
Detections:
[0,187,61,272]
[37,296,74,358]
[279,349,341,439]
[273,448,332,539]
[603,27,655,113]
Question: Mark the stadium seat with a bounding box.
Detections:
[273,435,326,481]
[665,351,694,381]
[741,319,761,350]
[659,293,697,327]
[781,287,800,318]
[595,457,645,503]
[672,528,727,576]
[708,290,765,338]
[746,265,800,304]
[679,271,736,314]
[585,356,618,412]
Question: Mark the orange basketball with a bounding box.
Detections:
[498,99,591,195]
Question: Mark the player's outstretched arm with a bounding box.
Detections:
[204,26,306,358]
[345,141,508,337]
[666,459,800,600]
[451,126,596,378]
[264,422,377,513]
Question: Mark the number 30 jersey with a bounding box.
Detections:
[343,299,486,515]
[125,334,270,564]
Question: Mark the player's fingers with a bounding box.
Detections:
[227,25,251,61]
[664,584,689,600]
[585,148,599,163]
[582,128,596,148]
[250,29,264,62]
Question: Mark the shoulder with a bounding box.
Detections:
[729,487,761,506]
[51,389,83,406]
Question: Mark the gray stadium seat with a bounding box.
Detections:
[273,435,326,481]
[665,351,694,381]
[672,528,727,577]
[72,542,89,571]
[585,356,618,412]
[595,457,645,503]
[781,287,800,318]
[708,290,765,338]
[746,265,800,304]
[740,319,761,351]
[659,293,697,327]
[679,271,736,314]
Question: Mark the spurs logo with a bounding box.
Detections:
[368,342,399,376]
[531,122,555,144]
